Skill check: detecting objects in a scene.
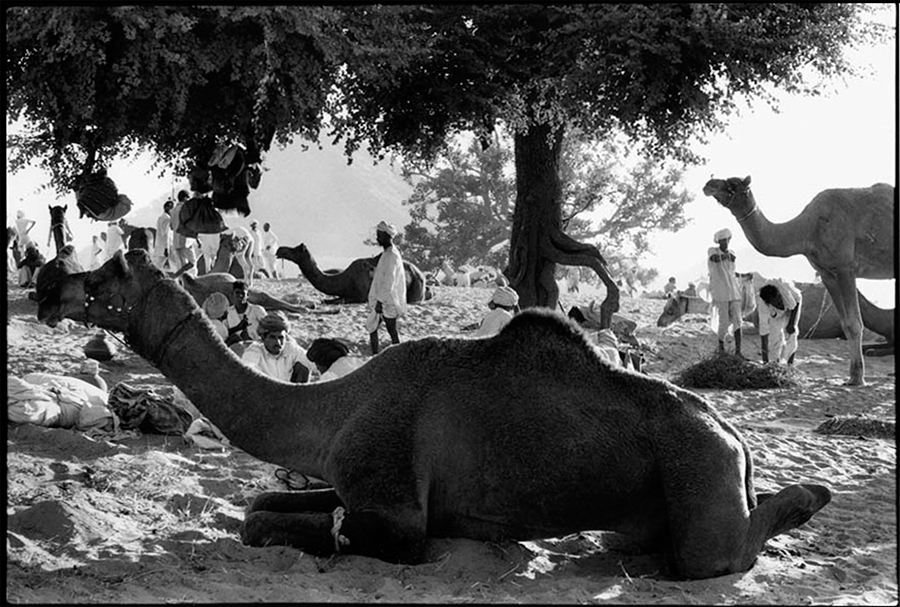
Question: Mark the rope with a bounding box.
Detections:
[802,289,832,339]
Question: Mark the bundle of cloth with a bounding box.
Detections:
[8,370,115,432]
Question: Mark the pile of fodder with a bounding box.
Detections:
[673,353,801,390]
[814,415,896,440]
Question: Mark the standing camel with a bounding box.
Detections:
[60,249,830,580]
[47,205,74,254]
[704,176,894,385]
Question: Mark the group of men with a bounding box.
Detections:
[708,227,802,365]
[153,191,281,278]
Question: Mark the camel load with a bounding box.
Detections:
[40,249,832,580]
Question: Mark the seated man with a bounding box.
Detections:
[201,292,230,341]
[758,280,802,365]
[305,337,366,382]
[224,280,267,348]
[471,285,520,337]
[241,312,317,383]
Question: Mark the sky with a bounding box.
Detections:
[7,5,897,306]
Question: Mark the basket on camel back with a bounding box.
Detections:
[74,168,133,222]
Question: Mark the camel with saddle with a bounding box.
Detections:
[43,249,831,580]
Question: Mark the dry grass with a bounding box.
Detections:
[814,415,896,440]
[673,353,801,390]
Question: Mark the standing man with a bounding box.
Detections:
[14,210,36,254]
[366,221,407,354]
[105,220,126,262]
[248,220,268,278]
[261,222,279,279]
[153,199,174,270]
[758,279,802,365]
[707,228,743,357]
[170,190,197,276]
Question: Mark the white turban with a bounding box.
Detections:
[376,221,397,237]
[202,292,230,320]
[713,228,732,243]
[490,286,519,307]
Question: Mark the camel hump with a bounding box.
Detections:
[498,308,588,346]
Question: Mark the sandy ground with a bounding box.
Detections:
[6,272,897,604]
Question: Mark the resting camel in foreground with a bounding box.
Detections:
[54,250,831,580]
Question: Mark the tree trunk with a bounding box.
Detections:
[507,123,619,328]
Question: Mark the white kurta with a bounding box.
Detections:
[366,245,407,332]
[472,308,514,338]
[241,338,316,383]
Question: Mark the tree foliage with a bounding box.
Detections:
[400,128,691,281]
[6,6,344,191]
[7,4,886,318]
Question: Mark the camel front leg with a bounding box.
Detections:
[241,502,429,564]
[821,271,865,385]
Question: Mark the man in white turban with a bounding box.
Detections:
[471,285,520,337]
[708,227,743,356]
[240,311,317,383]
[366,221,407,354]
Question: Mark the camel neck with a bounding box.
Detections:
[128,276,351,474]
[732,199,807,259]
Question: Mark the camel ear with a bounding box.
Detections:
[111,250,131,277]
[743,176,751,186]
[63,205,67,211]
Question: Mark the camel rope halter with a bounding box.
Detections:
[731,187,758,222]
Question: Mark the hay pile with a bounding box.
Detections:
[673,353,801,390]
[814,415,896,440]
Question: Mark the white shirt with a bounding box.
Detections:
[155,212,172,256]
[225,303,268,341]
[758,280,801,336]
[707,246,741,302]
[472,308,514,338]
[319,356,366,382]
[368,245,407,316]
[262,230,278,254]
[241,338,316,383]
[106,225,125,260]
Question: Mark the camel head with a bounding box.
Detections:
[656,294,687,327]
[275,243,309,265]
[35,247,87,327]
[84,249,159,333]
[220,232,249,253]
[703,175,756,218]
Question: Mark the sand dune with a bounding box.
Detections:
[6,275,896,604]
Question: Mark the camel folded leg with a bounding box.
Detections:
[241,492,428,563]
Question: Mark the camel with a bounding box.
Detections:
[180,272,321,314]
[35,248,195,328]
[67,248,831,580]
[704,176,895,385]
[277,243,430,305]
[211,229,254,284]
[656,293,713,327]
[47,205,74,254]
[35,244,87,327]
[120,221,157,253]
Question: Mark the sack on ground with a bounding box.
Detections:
[107,382,194,435]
